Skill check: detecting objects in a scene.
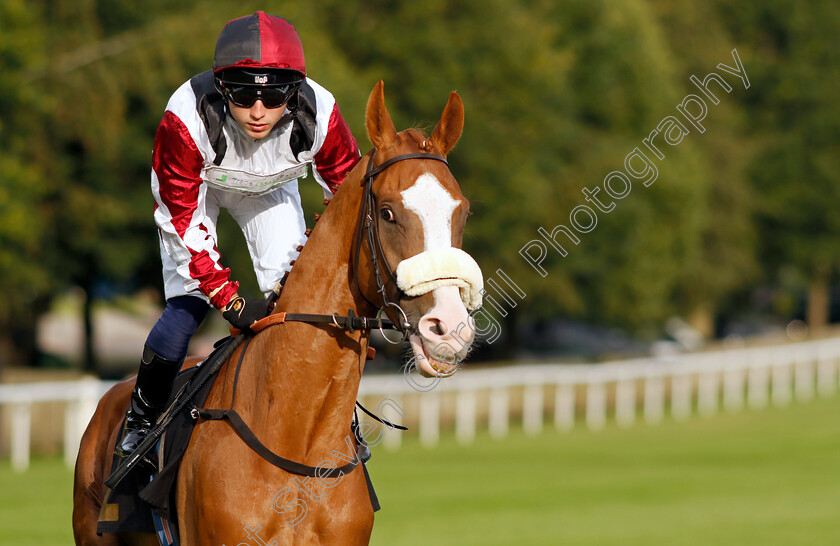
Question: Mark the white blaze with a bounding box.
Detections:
[400,173,461,251]
[400,173,478,378]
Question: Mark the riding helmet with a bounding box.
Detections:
[213,11,306,88]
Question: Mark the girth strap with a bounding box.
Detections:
[196,408,361,478]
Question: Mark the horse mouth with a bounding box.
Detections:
[409,333,464,378]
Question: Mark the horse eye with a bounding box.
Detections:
[380,208,396,223]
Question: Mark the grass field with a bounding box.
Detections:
[2,396,838,545]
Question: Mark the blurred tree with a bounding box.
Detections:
[2,0,833,369]
[18,0,228,370]
[0,0,52,369]
[32,1,191,370]
[650,0,758,337]
[6,1,379,370]
[309,0,721,350]
[715,0,840,332]
[312,0,580,354]
[540,0,711,335]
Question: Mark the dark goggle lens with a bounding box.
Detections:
[224,84,296,108]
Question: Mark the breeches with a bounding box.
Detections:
[145,296,209,362]
[160,181,308,302]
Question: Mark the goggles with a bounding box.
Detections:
[221,82,298,109]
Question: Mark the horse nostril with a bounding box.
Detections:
[430,319,447,337]
[420,315,453,340]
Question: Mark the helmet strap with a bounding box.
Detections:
[276,87,300,128]
[277,110,296,128]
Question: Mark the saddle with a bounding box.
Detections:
[97,336,380,543]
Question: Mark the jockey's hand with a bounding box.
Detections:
[221,295,271,330]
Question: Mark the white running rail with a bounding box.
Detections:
[1,337,838,471]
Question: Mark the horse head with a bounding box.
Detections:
[359,81,483,377]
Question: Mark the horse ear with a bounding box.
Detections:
[366,81,397,150]
[431,91,464,156]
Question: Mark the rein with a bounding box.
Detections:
[199,312,411,478]
[195,338,365,478]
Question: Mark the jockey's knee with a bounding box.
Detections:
[145,296,210,361]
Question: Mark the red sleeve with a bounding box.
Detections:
[314,103,361,193]
[152,111,239,308]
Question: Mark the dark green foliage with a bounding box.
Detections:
[0,0,835,366]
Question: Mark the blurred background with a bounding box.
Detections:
[0,1,838,545]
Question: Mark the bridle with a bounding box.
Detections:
[352,148,449,343]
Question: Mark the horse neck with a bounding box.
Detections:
[243,165,374,456]
[279,163,372,319]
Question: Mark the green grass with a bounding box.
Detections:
[366,396,840,546]
[2,396,839,545]
[0,457,74,545]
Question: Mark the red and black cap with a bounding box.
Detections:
[213,11,306,81]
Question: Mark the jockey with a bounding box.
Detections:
[116,12,360,460]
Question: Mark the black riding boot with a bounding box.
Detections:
[115,346,181,463]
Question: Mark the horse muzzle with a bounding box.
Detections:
[396,248,483,377]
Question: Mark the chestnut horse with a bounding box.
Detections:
[73,81,482,545]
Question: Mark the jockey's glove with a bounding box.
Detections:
[221,295,271,330]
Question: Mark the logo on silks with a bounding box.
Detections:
[204,164,308,196]
[255,75,268,84]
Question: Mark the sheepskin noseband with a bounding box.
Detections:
[395,247,483,310]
